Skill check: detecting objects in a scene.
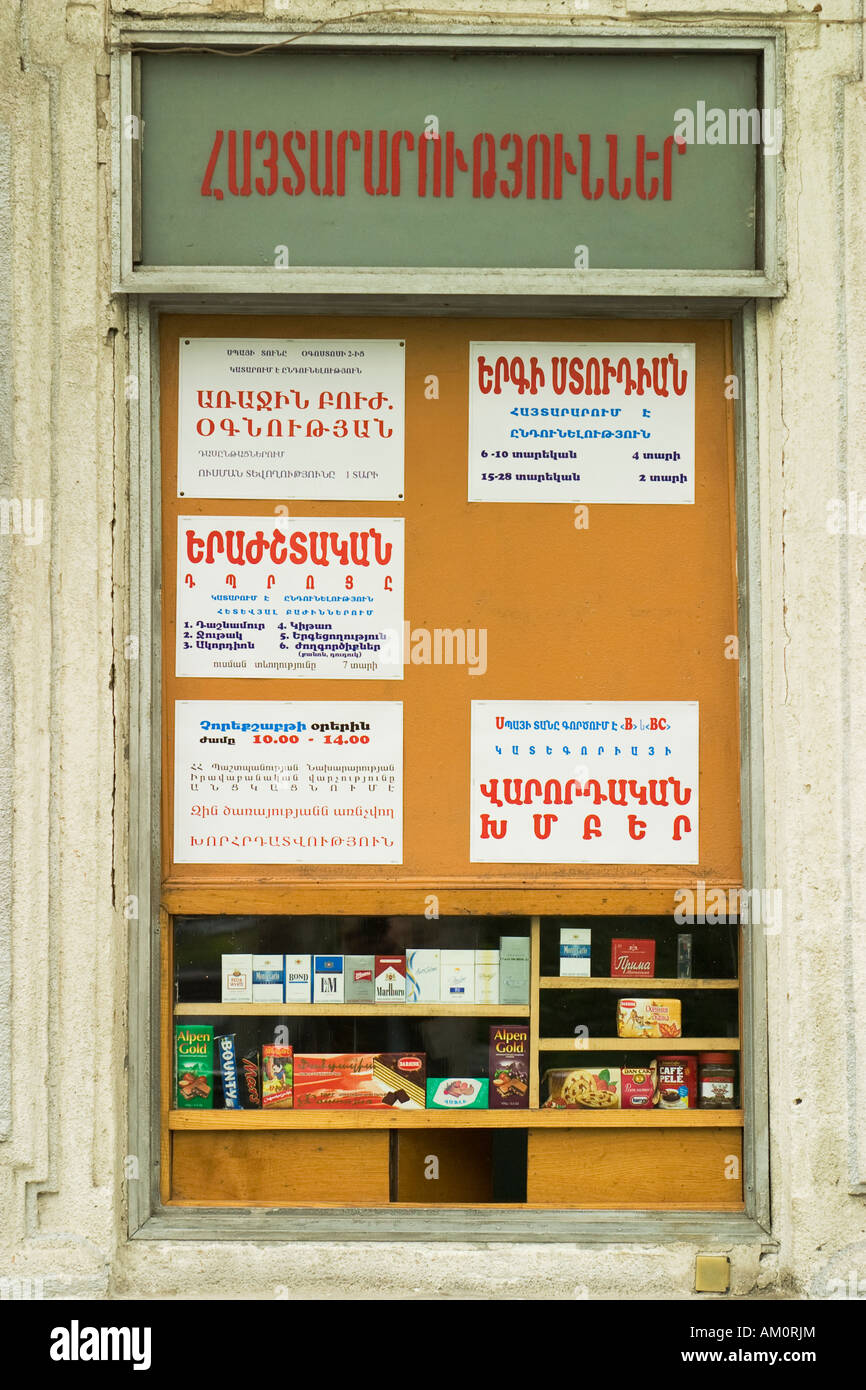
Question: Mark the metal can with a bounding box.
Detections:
[656,1054,697,1108]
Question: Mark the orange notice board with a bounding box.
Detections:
[159,314,741,898]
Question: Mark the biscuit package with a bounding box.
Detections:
[616,997,682,1039]
[543,1066,622,1109]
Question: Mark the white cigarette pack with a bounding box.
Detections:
[406,949,440,1004]
[252,954,285,1002]
[284,954,312,1003]
[475,960,500,1004]
[442,950,475,1004]
[221,954,253,1004]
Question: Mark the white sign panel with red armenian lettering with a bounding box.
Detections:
[178,338,405,500]
[470,701,699,864]
[174,700,402,865]
[468,342,695,503]
[176,516,403,679]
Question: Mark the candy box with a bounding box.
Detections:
[616,997,682,1039]
[621,1062,659,1109]
[610,938,656,979]
[372,1053,426,1109]
[543,1066,621,1109]
[489,1024,529,1109]
[294,1053,379,1108]
[426,1078,489,1109]
[261,1044,293,1108]
[175,1024,214,1108]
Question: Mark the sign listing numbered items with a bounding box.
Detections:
[174,701,403,865]
[177,517,404,680]
[470,701,699,864]
[177,338,405,500]
[468,342,695,504]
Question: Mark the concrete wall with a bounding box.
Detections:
[0,0,864,1300]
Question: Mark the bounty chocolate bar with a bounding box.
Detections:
[216,1032,242,1110]
[175,1024,214,1108]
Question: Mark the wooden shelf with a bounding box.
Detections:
[540,977,738,990]
[169,1107,744,1131]
[175,1002,530,1018]
[539,1037,740,1051]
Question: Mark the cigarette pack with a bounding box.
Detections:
[345,955,375,1003]
[284,954,312,1003]
[475,959,500,1004]
[405,948,440,1004]
[215,1032,242,1110]
[375,955,406,1003]
[442,950,475,1003]
[426,1078,489,1110]
[239,1046,261,1108]
[499,936,530,960]
[221,954,253,1004]
[252,954,285,1002]
[261,1044,293,1108]
[616,997,682,1039]
[610,938,656,979]
[499,958,530,1004]
[314,955,344,1003]
[560,928,591,977]
[475,948,499,964]
[175,1024,214,1108]
[372,1053,426,1108]
[489,1024,529,1109]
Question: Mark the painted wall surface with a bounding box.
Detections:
[0,0,864,1300]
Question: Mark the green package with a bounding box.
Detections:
[175,1024,214,1108]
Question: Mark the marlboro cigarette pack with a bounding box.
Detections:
[489,1024,529,1109]
[375,955,406,1003]
[314,955,344,1003]
[221,954,252,1003]
[252,954,285,1002]
[175,1024,214,1108]
[261,1044,293,1108]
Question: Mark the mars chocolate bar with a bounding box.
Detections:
[240,1046,260,1109]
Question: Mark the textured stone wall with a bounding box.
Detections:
[0,0,864,1299]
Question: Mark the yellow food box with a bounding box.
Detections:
[616,997,682,1039]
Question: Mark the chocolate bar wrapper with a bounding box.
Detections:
[175,1024,214,1109]
[239,1046,261,1109]
[215,1032,242,1110]
[489,1024,529,1109]
[261,1044,293,1108]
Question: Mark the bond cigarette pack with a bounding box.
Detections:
[426,1078,489,1109]
[284,954,312,1003]
[221,954,253,1004]
[345,955,375,1003]
[489,1024,529,1109]
[261,1044,293,1108]
[616,997,682,1039]
[374,955,406,1003]
[175,1024,214,1108]
[314,955,344,1003]
[610,938,656,978]
[560,928,591,977]
[252,954,285,1002]
[405,948,440,1004]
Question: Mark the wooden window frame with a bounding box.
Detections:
[124,296,770,1243]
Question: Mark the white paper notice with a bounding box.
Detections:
[176,517,403,679]
[178,338,405,500]
[470,701,699,864]
[468,342,695,503]
[174,701,402,865]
